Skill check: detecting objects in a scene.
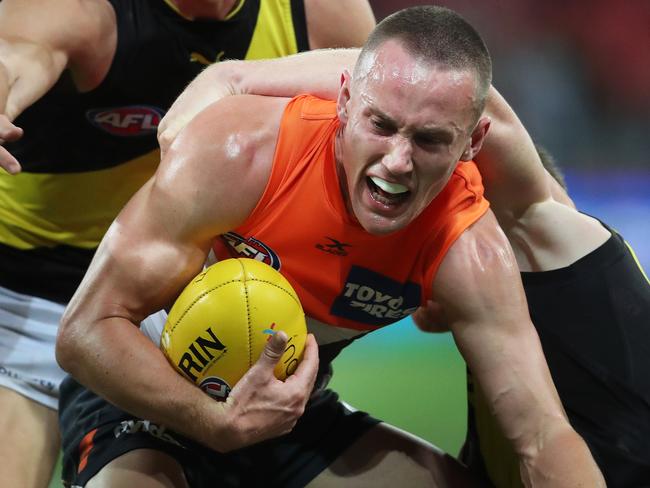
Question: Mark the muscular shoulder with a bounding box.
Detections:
[156,95,290,231]
[433,210,521,323]
[439,211,515,280]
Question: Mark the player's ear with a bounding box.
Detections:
[336,70,352,125]
[460,116,491,161]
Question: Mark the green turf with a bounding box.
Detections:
[329,328,467,454]
[49,454,62,488]
[49,323,467,487]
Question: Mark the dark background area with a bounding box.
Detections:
[370,0,650,169]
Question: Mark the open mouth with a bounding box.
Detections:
[366,176,411,206]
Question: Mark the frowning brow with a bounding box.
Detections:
[368,107,454,144]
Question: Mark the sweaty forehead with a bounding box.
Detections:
[355,40,434,87]
[354,39,479,105]
[353,41,478,127]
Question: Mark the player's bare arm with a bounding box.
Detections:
[304,0,375,49]
[0,0,115,173]
[433,210,606,487]
[478,89,610,271]
[156,1,375,151]
[476,88,551,224]
[482,89,577,209]
[157,53,365,155]
[158,49,355,155]
[57,95,319,453]
[198,51,570,225]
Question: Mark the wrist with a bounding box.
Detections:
[191,396,244,453]
[519,424,605,487]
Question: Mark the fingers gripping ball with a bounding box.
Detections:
[161,258,307,401]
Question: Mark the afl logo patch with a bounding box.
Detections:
[199,377,231,401]
[221,232,281,270]
[86,105,165,136]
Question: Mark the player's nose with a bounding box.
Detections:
[382,135,413,174]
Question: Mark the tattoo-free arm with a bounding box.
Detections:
[475,88,553,226]
[304,0,375,49]
[0,0,115,173]
[157,48,360,156]
[57,95,319,452]
[434,211,605,487]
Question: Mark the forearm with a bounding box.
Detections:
[0,38,66,120]
[458,325,604,486]
[158,49,359,153]
[477,87,551,223]
[215,48,358,99]
[0,39,16,115]
[0,61,9,115]
[519,422,605,488]
[57,315,232,452]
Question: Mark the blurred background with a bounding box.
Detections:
[331,0,650,457]
[49,1,648,485]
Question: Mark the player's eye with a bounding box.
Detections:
[414,132,450,150]
[371,117,394,134]
[414,134,441,148]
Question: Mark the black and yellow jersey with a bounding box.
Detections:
[0,0,308,303]
[461,225,650,487]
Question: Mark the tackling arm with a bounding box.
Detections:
[158,48,360,155]
[157,0,375,153]
[475,88,553,226]
[433,210,605,487]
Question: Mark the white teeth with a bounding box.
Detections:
[370,176,408,194]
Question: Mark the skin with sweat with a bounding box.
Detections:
[334,40,486,235]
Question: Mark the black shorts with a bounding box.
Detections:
[462,228,650,487]
[59,376,379,487]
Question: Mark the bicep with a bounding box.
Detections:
[433,212,566,451]
[71,94,277,329]
[70,177,214,327]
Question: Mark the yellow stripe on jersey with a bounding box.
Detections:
[245,0,298,59]
[162,0,245,21]
[190,50,225,65]
[225,0,246,20]
[0,151,158,249]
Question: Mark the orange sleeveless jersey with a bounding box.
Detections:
[213,95,489,344]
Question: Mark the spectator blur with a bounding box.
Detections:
[370,0,650,168]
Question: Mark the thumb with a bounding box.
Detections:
[256,330,288,370]
[0,151,22,175]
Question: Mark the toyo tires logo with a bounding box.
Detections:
[86,105,165,136]
[331,265,421,326]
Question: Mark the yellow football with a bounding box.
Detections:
[161,258,307,401]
